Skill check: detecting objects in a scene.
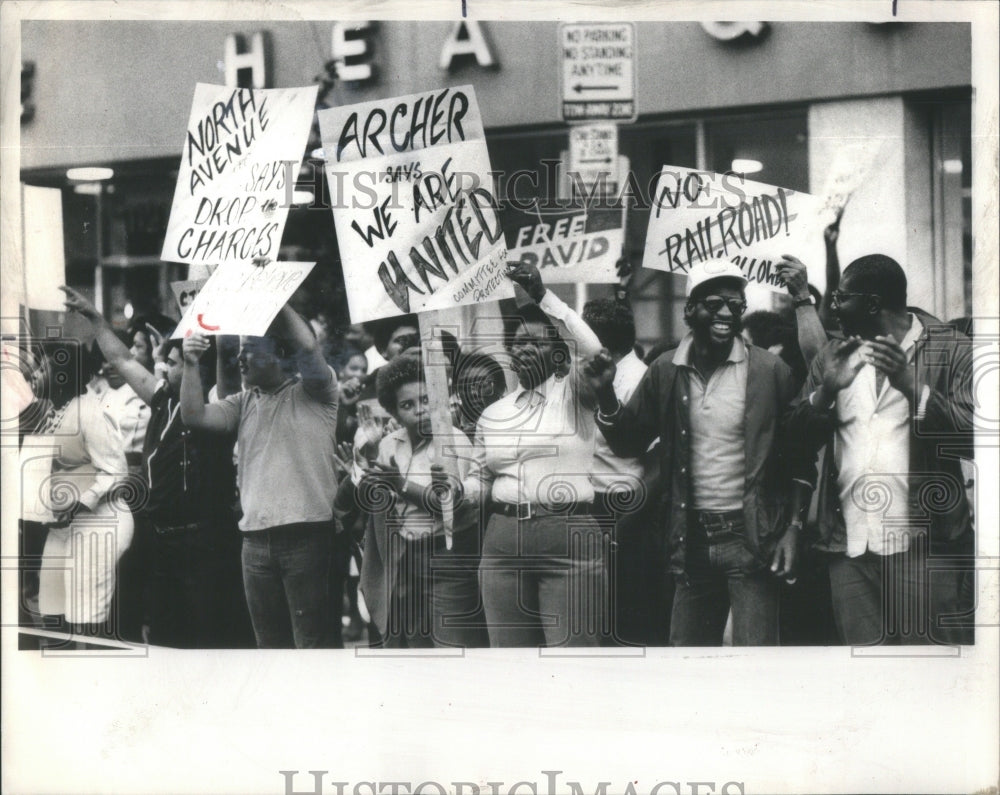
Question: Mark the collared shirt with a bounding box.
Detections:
[472,372,597,506]
[375,425,476,539]
[50,388,129,512]
[592,349,648,493]
[834,314,923,557]
[674,333,748,512]
[90,377,149,462]
[215,369,338,531]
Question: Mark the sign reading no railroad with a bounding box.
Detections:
[561,23,636,123]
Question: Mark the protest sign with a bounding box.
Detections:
[161,83,318,269]
[642,166,825,293]
[504,203,623,283]
[816,140,886,221]
[318,85,512,323]
[22,184,66,311]
[171,260,315,338]
[169,278,207,312]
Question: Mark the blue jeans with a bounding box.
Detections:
[479,513,608,647]
[669,512,779,646]
[241,522,333,648]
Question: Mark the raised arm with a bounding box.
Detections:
[588,350,662,458]
[507,261,602,358]
[180,333,235,433]
[215,335,243,399]
[775,256,828,369]
[60,286,158,405]
[271,304,337,401]
[819,209,843,328]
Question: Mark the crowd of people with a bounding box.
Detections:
[15,212,977,649]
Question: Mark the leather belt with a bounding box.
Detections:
[691,509,744,533]
[492,501,592,520]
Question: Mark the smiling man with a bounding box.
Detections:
[588,259,809,646]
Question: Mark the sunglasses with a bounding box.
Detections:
[696,296,747,317]
[830,290,878,308]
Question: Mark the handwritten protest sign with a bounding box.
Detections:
[171,261,315,338]
[318,85,512,323]
[642,166,824,293]
[816,141,886,221]
[169,278,207,312]
[504,203,623,283]
[161,83,318,269]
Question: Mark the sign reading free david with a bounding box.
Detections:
[642,166,824,292]
[504,204,623,283]
[318,85,512,323]
[161,83,318,268]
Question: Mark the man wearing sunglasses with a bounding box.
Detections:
[587,259,810,646]
[788,254,974,645]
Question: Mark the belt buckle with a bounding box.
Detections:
[517,502,533,520]
[700,513,727,534]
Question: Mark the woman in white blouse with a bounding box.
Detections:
[35,343,134,640]
[469,264,608,646]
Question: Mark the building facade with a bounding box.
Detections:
[19,20,972,344]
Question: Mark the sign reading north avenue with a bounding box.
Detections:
[561,23,636,122]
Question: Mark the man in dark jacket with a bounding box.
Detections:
[587,259,810,646]
[786,254,974,645]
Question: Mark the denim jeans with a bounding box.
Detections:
[379,527,487,649]
[241,522,333,648]
[669,512,779,646]
[479,513,608,647]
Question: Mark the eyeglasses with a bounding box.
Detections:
[696,296,747,317]
[830,290,878,308]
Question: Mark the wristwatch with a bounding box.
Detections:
[793,295,815,308]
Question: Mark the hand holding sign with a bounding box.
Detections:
[506,260,547,303]
[775,255,811,301]
[182,332,211,365]
[824,205,845,248]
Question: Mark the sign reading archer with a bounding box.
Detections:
[319,85,511,323]
[642,166,824,293]
[561,23,636,122]
[161,83,317,268]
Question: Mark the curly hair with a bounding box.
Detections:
[582,298,636,356]
[376,351,423,414]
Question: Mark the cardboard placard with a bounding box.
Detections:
[318,85,512,323]
[169,278,207,312]
[642,166,825,293]
[504,204,623,283]
[161,83,318,268]
[171,261,315,338]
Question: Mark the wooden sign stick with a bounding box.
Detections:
[418,309,460,550]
